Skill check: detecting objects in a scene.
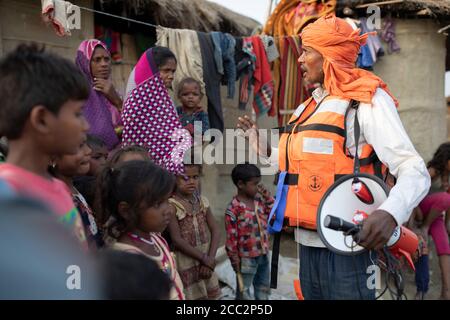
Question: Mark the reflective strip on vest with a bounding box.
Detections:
[303,137,334,155]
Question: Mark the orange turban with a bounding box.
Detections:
[301,14,398,107]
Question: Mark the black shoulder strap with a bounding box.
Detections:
[348,100,384,179]
[351,100,361,175]
[270,231,282,289]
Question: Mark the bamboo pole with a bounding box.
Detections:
[355,0,404,8]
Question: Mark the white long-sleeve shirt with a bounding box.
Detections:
[266,87,431,247]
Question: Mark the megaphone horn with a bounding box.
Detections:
[317,173,390,255]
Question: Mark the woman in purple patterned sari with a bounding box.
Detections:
[75,39,122,151]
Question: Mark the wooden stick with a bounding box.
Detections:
[355,0,404,8]
[237,272,245,294]
[438,24,450,34]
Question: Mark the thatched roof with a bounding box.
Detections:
[337,0,450,19]
[96,0,261,35]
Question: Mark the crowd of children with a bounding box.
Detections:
[1,41,448,301]
[0,43,273,300]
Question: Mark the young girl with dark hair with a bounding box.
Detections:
[95,160,184,300]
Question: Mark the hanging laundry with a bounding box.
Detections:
[259,35,279,116]
[259,35,279,63]
[263,0,333,125]
[95,26,123,63]
[156,27,205,97]
[271,48,282,121]
[235,37,256,111]
[280,37,299,122]
[279,36,306,125]
[277,36,309,126]
[251,36,274,117]
[345,18,373,70]
[357,40,374,70]
[211,33,225,75]
[135,32,157,58]
[211,32,237,99]
[41,0,79,37]
[344,17,384,70]
[344,17,359,30]
[110,32,122,63]
[360,18,384,63]
[197,32,224,133]
[381,17,401,54]
[263,0,336,37]
[264,0,300,37]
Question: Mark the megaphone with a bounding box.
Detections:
[317,174,419,270]
[317,173,390,255]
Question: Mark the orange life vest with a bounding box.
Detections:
[277,96,385,229]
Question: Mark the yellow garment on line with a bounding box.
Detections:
[263,0,336,37]
[263,0,336,125]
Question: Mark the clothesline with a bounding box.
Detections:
[80,5,383,41]
[78,5,304,40]
[78,5,159,29]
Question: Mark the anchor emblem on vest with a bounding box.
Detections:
[308,175,323,191]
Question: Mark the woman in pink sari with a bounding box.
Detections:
[121,47,191,174]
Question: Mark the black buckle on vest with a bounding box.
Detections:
[274,173,299,185]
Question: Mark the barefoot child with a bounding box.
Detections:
[168,163,221,300]
[96,160,185,300]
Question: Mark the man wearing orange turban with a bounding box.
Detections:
[300,14,398,106]
[238,14,430,300]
